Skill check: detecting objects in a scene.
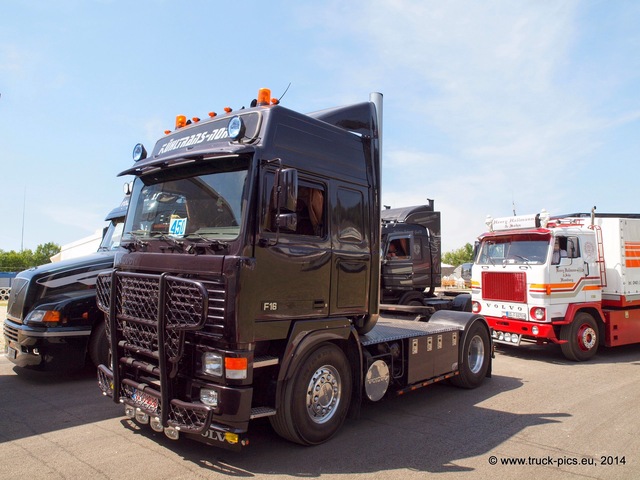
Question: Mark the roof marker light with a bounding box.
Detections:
[224,107,232,113]
[192,117,201,123]
[257,88,271,106]
[208,111,217,118]
[175,115,187,129]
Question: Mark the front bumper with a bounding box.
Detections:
[97,364,254,451]
[3,319,90,370]
[485,316,563,345]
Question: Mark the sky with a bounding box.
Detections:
[1,0,639,255]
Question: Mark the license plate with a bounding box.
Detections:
[132,389,159,410]
[6,347,17,360]
[505,311,526,320]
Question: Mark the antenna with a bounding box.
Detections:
[21,187,26,251]
[512,193,516,216]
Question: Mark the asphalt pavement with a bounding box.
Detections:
[0,303,639,479]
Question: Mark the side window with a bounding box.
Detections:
[552,236,580,264]
[336,188,364,243]
[567,236,580,258]
[295,184,325,236]
[386,236,410,260]
[261,172,325,237]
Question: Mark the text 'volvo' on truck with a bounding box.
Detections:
[95,88,492,450]
[472,208,640,361]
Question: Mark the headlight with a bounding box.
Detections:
[203,352,223,377]
[530,307,546,321]
[25,309,61,327]
[472,301,481,314]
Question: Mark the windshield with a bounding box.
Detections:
[476,234,550,265]
[99,218,125,251]
[123,159,248,242]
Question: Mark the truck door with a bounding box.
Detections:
[382,233,414,290]
[549,235,591,303]
[329,186,370,316]
[255,172,332,319]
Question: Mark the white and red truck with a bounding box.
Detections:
[471,208,640,361]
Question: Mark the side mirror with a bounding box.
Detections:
[272,168,298,234]
[273,168,298,213]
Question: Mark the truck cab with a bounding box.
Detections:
[3,199,127,370]
[94,89,491,450]
[380,202,442,304]
[472,209,640,360]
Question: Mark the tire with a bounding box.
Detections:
[451,321,491,389]
[88,319,110,368]
[399,291,425,306]
[270,343,352,445]
[560,312,599,361]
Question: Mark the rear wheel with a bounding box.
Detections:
[451,321,491,389]
[560,312,599,361]
[270,343,352,445]
[399,291,424,306]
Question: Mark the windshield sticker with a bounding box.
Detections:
[169,217,187,237]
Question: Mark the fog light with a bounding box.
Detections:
[504,333,511,342]
[532,326,539,335]
[135,409,150,424]
[150,417,164,432]
[124,405,135,419]
[165,427,180,440]
[497,332,504,341]
[225,432,239,444]
[200,388,219,407]
[511,335,519,344]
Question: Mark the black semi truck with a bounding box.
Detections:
[380,201,472,311]
[3,198,127,370]
[95,88,492,450]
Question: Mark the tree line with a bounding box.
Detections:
[442,242,475,266]
[0,242,61,272]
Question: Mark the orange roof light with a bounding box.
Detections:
[192,117,201,123]
[257,88,271,106]
[175,115,187,129]
[224,107,232,113]
[208,111,217,118]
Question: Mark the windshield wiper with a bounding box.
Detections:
[148,231,185,252]
[184,233,229,253]
[122,231,149,252]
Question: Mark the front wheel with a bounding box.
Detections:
[270,343,352,445]
[88,319,109,367]
[451,321,491,389]
[560,312,599,361]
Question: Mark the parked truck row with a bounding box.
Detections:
[9,88,637,454]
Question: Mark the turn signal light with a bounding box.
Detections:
[225,357,248,380]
